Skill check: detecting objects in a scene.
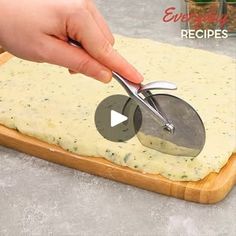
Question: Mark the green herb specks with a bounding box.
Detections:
[124,153,131,163]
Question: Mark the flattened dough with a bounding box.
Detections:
[0,35,235,181]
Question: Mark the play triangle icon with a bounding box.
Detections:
[110,110,128,127]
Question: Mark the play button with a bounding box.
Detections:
[111,110,128,127]
[95,95,142,142]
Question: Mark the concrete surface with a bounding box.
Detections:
[0,0,235,235]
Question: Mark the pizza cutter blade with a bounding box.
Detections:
[136,94,206,157]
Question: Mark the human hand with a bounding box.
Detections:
[0,0,143,83]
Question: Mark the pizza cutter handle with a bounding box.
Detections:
[112,72,141,95]
[139,81,177,92]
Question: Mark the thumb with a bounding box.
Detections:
[40,36,112,83]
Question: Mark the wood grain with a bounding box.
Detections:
[0,52,235,204]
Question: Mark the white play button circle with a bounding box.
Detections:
[94,95,142,142]
[110,110,128,127]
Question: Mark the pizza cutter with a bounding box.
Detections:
[113,72,206,157]
[69,39,206,157]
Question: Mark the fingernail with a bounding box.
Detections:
[69,69,77,74]
[132,71,144,84]
[98,70,112,83]
[137,72,144,82]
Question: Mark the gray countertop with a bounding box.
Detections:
[0,0,235,235]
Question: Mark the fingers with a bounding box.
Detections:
[87,1,114,45]
[68,10,143,84]
[41,36,112,83]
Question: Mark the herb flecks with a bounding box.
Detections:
[124,153,131,163]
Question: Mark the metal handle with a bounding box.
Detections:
[139,81,177,92]
[112,72,141,96]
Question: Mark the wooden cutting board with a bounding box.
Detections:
[0,52,235,204]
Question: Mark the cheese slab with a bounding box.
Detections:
[0,35,235,181]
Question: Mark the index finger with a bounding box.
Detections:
[71,11,144,84]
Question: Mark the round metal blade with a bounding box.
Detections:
[136,94,206,157]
